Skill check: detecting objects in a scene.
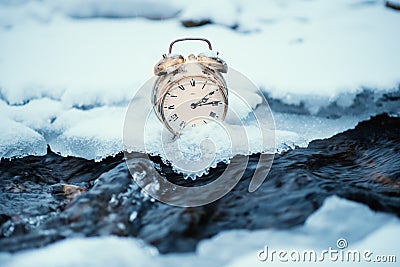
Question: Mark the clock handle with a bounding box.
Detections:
[169,38,212,54]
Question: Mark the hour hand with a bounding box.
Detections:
[191,96,209,109]
[191,102,199,109]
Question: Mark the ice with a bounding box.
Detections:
[0,115,47,159]
[1,196,399,267]
[49,106,125,160]
[0,0,399,165]
[123,82,275,177]
[273,112,363,152]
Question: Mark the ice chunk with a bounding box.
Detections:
[273,112,363,151]
[49,106,125,161]
[0,116,47,159]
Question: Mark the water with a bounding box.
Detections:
[0,114,399,255]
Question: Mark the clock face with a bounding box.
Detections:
[160,76,227,135]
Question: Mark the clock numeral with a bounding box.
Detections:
[209,111,217,118]
[209,90,215,95]
[179,121,186,128]
[164,105,175,109]
[190,79,196,87]
[167,92,177,98]
[178,85,185,91]
[169,113,179,122]
[191,123,196,127]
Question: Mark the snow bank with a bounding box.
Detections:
[0,0,399,163]
[1,0,399,107]
[0,116,47,158]
[1,196,398,267]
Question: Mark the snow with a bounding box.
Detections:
[1,196,399,267]
[0,98,63,132]
[49,106,125,160]
[0,0,399,167]
[178,0,239,28]
[49,0,180,19]
[1,0,399,106]
[0,116,47,158]
[1,0,398,264]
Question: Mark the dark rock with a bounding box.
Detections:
[51,184,87,201]
[180,19,239,31]
[386,0,400,10]
[181,19,212,28]
[263,87,400,118]
[0,114,399,254]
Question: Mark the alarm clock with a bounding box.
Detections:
[152,38,228,136]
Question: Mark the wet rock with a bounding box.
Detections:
[0,149,123,251]
[180,19,239,31]
[51,184,87,201]
[0,114,399,254]
[181,19,212,28]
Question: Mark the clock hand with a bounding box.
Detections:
[190,96,209,109]
[195,95,210,105]
[191,100,220,109]
[191,91,216,109]
[201,96,209,103]
[197,100,221,107]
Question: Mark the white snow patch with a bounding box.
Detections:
[0,98,64,132]
[0,116,47,158]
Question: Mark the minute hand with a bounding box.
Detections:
[197,100,221,107]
